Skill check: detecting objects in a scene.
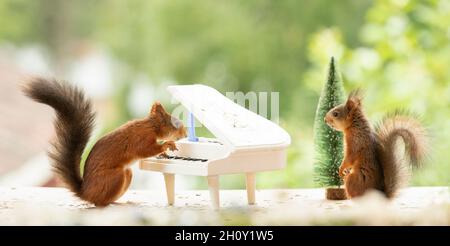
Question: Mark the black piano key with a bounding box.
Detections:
[156,154,208,162]
[207,140,223,145]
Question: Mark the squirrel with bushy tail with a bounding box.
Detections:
[324,90,429,198]
[23,77,187,206]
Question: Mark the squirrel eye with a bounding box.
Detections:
[332,111,339,117]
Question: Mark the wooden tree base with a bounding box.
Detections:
[326,188,347,200]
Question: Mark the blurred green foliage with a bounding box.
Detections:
[0,0,448,188]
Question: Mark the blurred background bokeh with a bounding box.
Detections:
[0,0,448,191]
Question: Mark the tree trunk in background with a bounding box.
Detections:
[40,0,73,76]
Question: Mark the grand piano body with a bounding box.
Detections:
[139,84,291,208]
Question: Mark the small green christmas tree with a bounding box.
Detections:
[313,57,345,187]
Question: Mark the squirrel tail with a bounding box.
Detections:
[375,111,429,198]
[22,77,95,196]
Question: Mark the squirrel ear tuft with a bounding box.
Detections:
[150,101,166,116]
[346,89,362,112]
[346,98,357,112]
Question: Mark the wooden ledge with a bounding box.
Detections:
[0,186,448,225]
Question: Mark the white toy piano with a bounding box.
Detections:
[139,84,291,208]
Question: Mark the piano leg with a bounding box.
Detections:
[207,176,220,209]
[246,173,256,205]
[163,173,175,205]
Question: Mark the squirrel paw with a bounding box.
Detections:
[343,168,351,176]
[163,141,178,151]
[157,152,169,159]
[339,167,351,177]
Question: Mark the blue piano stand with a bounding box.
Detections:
[187,112,198,142]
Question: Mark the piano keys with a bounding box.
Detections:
[156,155,208,163]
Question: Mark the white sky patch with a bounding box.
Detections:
[386,16,408,37]
[15,45,50,75]
[127,77,155,118]
[354,48,380,70]
[68,49,113,99]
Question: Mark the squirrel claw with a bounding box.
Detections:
[339,166,351,178]
[340,168,351,177]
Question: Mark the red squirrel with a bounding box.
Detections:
[23,77,187,206]
[324,90,429,199]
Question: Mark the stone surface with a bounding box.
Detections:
[0,186,448,225]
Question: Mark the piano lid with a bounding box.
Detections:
[168,84,291,149]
